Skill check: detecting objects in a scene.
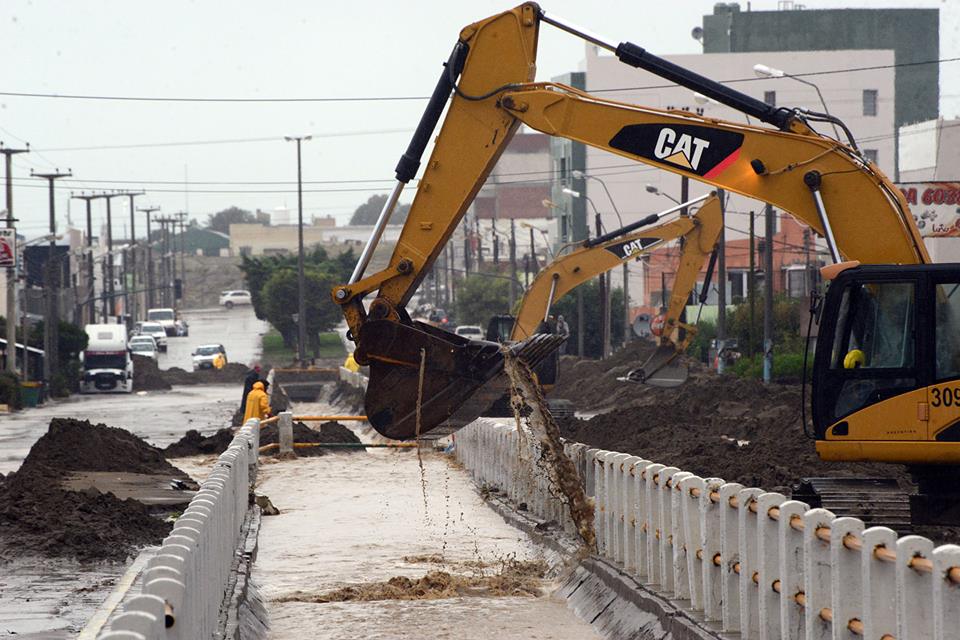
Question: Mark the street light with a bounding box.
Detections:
[753,63,840,139]
[645,184,680,205]
[284,135,312,367]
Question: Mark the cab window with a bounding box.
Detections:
[830,281,915,370]
[936,281,960,381]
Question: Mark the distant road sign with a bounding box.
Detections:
[0,229,15,268]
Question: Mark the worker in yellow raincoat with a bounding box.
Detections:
[243,381,271,422]
[343,352,360,373]
[213,352,226,370]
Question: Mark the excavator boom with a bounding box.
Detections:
[333,5,948,450]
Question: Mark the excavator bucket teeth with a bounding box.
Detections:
[357,320,565,440]
[620,344,689,388]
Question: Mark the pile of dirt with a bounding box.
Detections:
[162,362,248,386]
[0,419,183,561]
[259,420,363,457]
[274,559,548,603]
[552,339,660,410]
[163,427,236,458]
[132,354,172,391]
[556,370,910,493]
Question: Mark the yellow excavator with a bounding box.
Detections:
[493,192,724,389]
[333,5,959,522]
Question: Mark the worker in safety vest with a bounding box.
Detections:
[243,381,271,422]
[343,352,360,373]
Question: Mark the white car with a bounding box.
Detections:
[219,290,252,309]
[192,344,227,371]
[128,335,159,361]
[454,325,484,339]
[134,321,168,353]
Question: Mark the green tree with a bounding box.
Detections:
[27,320,88,396]
[349,194,411,226]
[261,268,342,355]
[454,273,512,326]
[552,281,624,358]
[206,206,256,234]
[727,294,805,356]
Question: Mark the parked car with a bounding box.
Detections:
[128,335,159,361]
[192,343,228,371]
[427,308,454,330]
[454,325,483,339]
[219,290,252,309]
[146,308,178,337]
[133,321,168,353]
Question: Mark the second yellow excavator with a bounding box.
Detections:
[489,192,723,390]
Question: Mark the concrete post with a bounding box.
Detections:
[279,411,294,456]
[803,508,836,640]
[670,471,693,600]
[777,500,809,639]
[680,475,705,611]
[830,517,865,640]
[755,492,786,640]
[896,535,935,640]
[861,527,898,640]
[932,544,960,640]
[644,463,665,587]
[658,467,680,594]
[719,482,745,632]
[700,477,725,622]
[736,487,764,640]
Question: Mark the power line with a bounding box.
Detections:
[0,57,954,104]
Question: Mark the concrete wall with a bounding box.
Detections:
[229,223,401,257]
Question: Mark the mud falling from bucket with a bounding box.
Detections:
[502,352,596,552]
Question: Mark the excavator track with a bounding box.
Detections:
[791,477,913,532]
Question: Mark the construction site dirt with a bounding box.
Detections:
[553,339,960,544]
[0,419,187,562]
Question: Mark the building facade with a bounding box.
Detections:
[580,46,896,312]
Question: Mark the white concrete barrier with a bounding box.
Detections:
[338,366,368,391]
[100,419,261,639]
[455,418,960,640]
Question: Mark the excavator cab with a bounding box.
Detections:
[813,264,960,461]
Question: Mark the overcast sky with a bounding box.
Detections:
[1,0,953,239]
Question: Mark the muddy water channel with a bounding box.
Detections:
[253,415,598,639]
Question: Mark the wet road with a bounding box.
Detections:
[163,306,268,371]
[0,306,267,476]
[253,402,599,640]
[0,306,264,637]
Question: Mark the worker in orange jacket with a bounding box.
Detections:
[243,381,271,422]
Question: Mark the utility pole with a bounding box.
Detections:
[475,218,483,267]
[748,210,756,356]
[31,169,72,385]
[1,143,29,375]
[716,189,727,373]
[763,203,775,383]
[284,135,311,366]
[596,212,607,360]
[99,192,123,321]
[509,219,517,310]
[138,206,160,308]
[120,191,143,324]
[175,212,187,303]
[71,193,100,324]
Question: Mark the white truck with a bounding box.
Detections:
[81,324,133,394]
[146,307,178,337]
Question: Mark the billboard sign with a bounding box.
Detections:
[898,182,960,238]
[0,228,15,268]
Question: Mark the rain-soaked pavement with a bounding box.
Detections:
[0,307,265,637]
[252,401,598,640]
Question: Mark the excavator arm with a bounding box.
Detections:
[509,193,723,388]
[333,4,938,443]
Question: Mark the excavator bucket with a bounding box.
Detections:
[356,319,565,440]
[620,344,689,388]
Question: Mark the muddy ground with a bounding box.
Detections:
[134,354,249,391]
[0,419,185,561]
[553,340,908,493]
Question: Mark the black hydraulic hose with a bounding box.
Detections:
[800,295,818,440]
[614,42,794,131]
[394,42,469,183]
[698,249,719,305]
[584,213,659,247]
